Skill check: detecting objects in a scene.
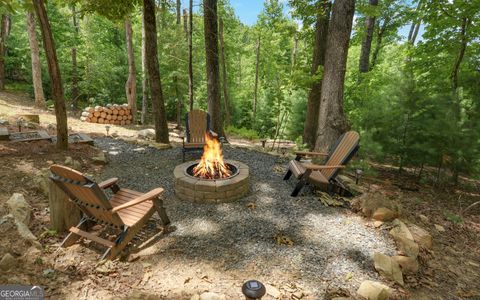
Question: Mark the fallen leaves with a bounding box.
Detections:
[274,233,294,246]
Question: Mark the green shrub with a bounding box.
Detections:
[225,126,260,140]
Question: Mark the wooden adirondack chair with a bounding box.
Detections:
[283,131,360,197]
[49,165,170,260]
[182,109,217,161]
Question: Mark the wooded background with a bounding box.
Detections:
[0,0,479,183]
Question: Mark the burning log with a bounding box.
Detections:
[193,134,232,179]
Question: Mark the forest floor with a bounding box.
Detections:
[0,90,479,299]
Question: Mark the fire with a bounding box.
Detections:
[193,133,231,179]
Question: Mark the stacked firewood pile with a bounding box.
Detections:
[80,104,133,125]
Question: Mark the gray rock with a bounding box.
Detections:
[357,280,392,300]
[133,147,146,153]
[137,129,155,139]
[373,252,404,286]
[33,169,50,196]
[92,151,108,165]
[6,193,31,225]
[0,253,16,271]
[0,119,10,125]
[0,214,41,249]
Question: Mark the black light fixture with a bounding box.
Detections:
[242,280,266,300]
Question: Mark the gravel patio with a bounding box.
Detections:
[95,137,396,298]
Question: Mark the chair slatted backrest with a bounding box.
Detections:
[49,165,125,227]
[320,131,360,180]
[186,109,210,144]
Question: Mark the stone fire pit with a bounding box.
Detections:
[174,160,249,203]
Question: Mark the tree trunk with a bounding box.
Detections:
[203,0,224,137]
[408,0,423,44]
[253,36,260,125]
[359,0,378,73]
[71,4,79,110]
[219,18,231,126]
[48,180,81,233]
[26,12,45,108]
[183,9,188,39]
[303,0,330,149]
[143,0,169,143]
[314,0,355,152]
[175,0,183,128]
[291,33,298,73]
[370,17,389,68]
[141,16,149,124]
[188,0,194,110]
[0,14,10,90]
[125,18,137,122]
[33,0,69,150]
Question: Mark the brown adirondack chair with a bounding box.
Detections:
[49,165,170,260]
[283,131,360,197]
[181,109,217,161]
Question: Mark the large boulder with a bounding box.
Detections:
[6,193,31,225]
[372,207,397,222]
[137,129,155,140]
[389,219,419,258]
[357,281,392,300]
[373,253,404,286]
[392,255,419,274]
[407,224,433,250]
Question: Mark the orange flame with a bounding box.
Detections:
[193,134,231,179]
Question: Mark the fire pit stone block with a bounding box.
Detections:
[174,160,250,203]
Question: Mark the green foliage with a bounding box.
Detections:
[225,126,259,140]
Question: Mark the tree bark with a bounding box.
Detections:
[359,0,378,73]
[408,0,423,44]
[253,36,260,125]
[143,0,169,143]
[141,15,148,124]
[203,0,224,137]
[303,0,330,149]
[0,14,10,90]
[71,4,79,110]
[26,12,45,108]
[175,0,183,128]
[291,33,298,73]
[48,180,81,233]
[183,9,188,39]
[219,18,231,126]
[188,0,194,110]
[314,0,355,152]
[125,18,137,122]
[33,0,69,150]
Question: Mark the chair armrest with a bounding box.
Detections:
[98,178,118,189]
[112,188,164,213]
[303,164,346,170]
[295,151,328,157]
[208,130,218,138]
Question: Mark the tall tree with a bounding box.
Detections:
[314,0,355,151]
[174,0,183,128]
[71,4,79,109]
[141,15,148,124]
[253,35,260,124]
[219,17,231,126]
[359,0,379,73]
[303,0,330,149]
[203,0,224,136]
[125,18,137,122]
[0,14,10,90]
[26,11,45,108]
[188,0,193,110]
[33,0,69,149]
[143,0,169,143]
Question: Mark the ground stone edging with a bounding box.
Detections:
[354,198,434,300]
